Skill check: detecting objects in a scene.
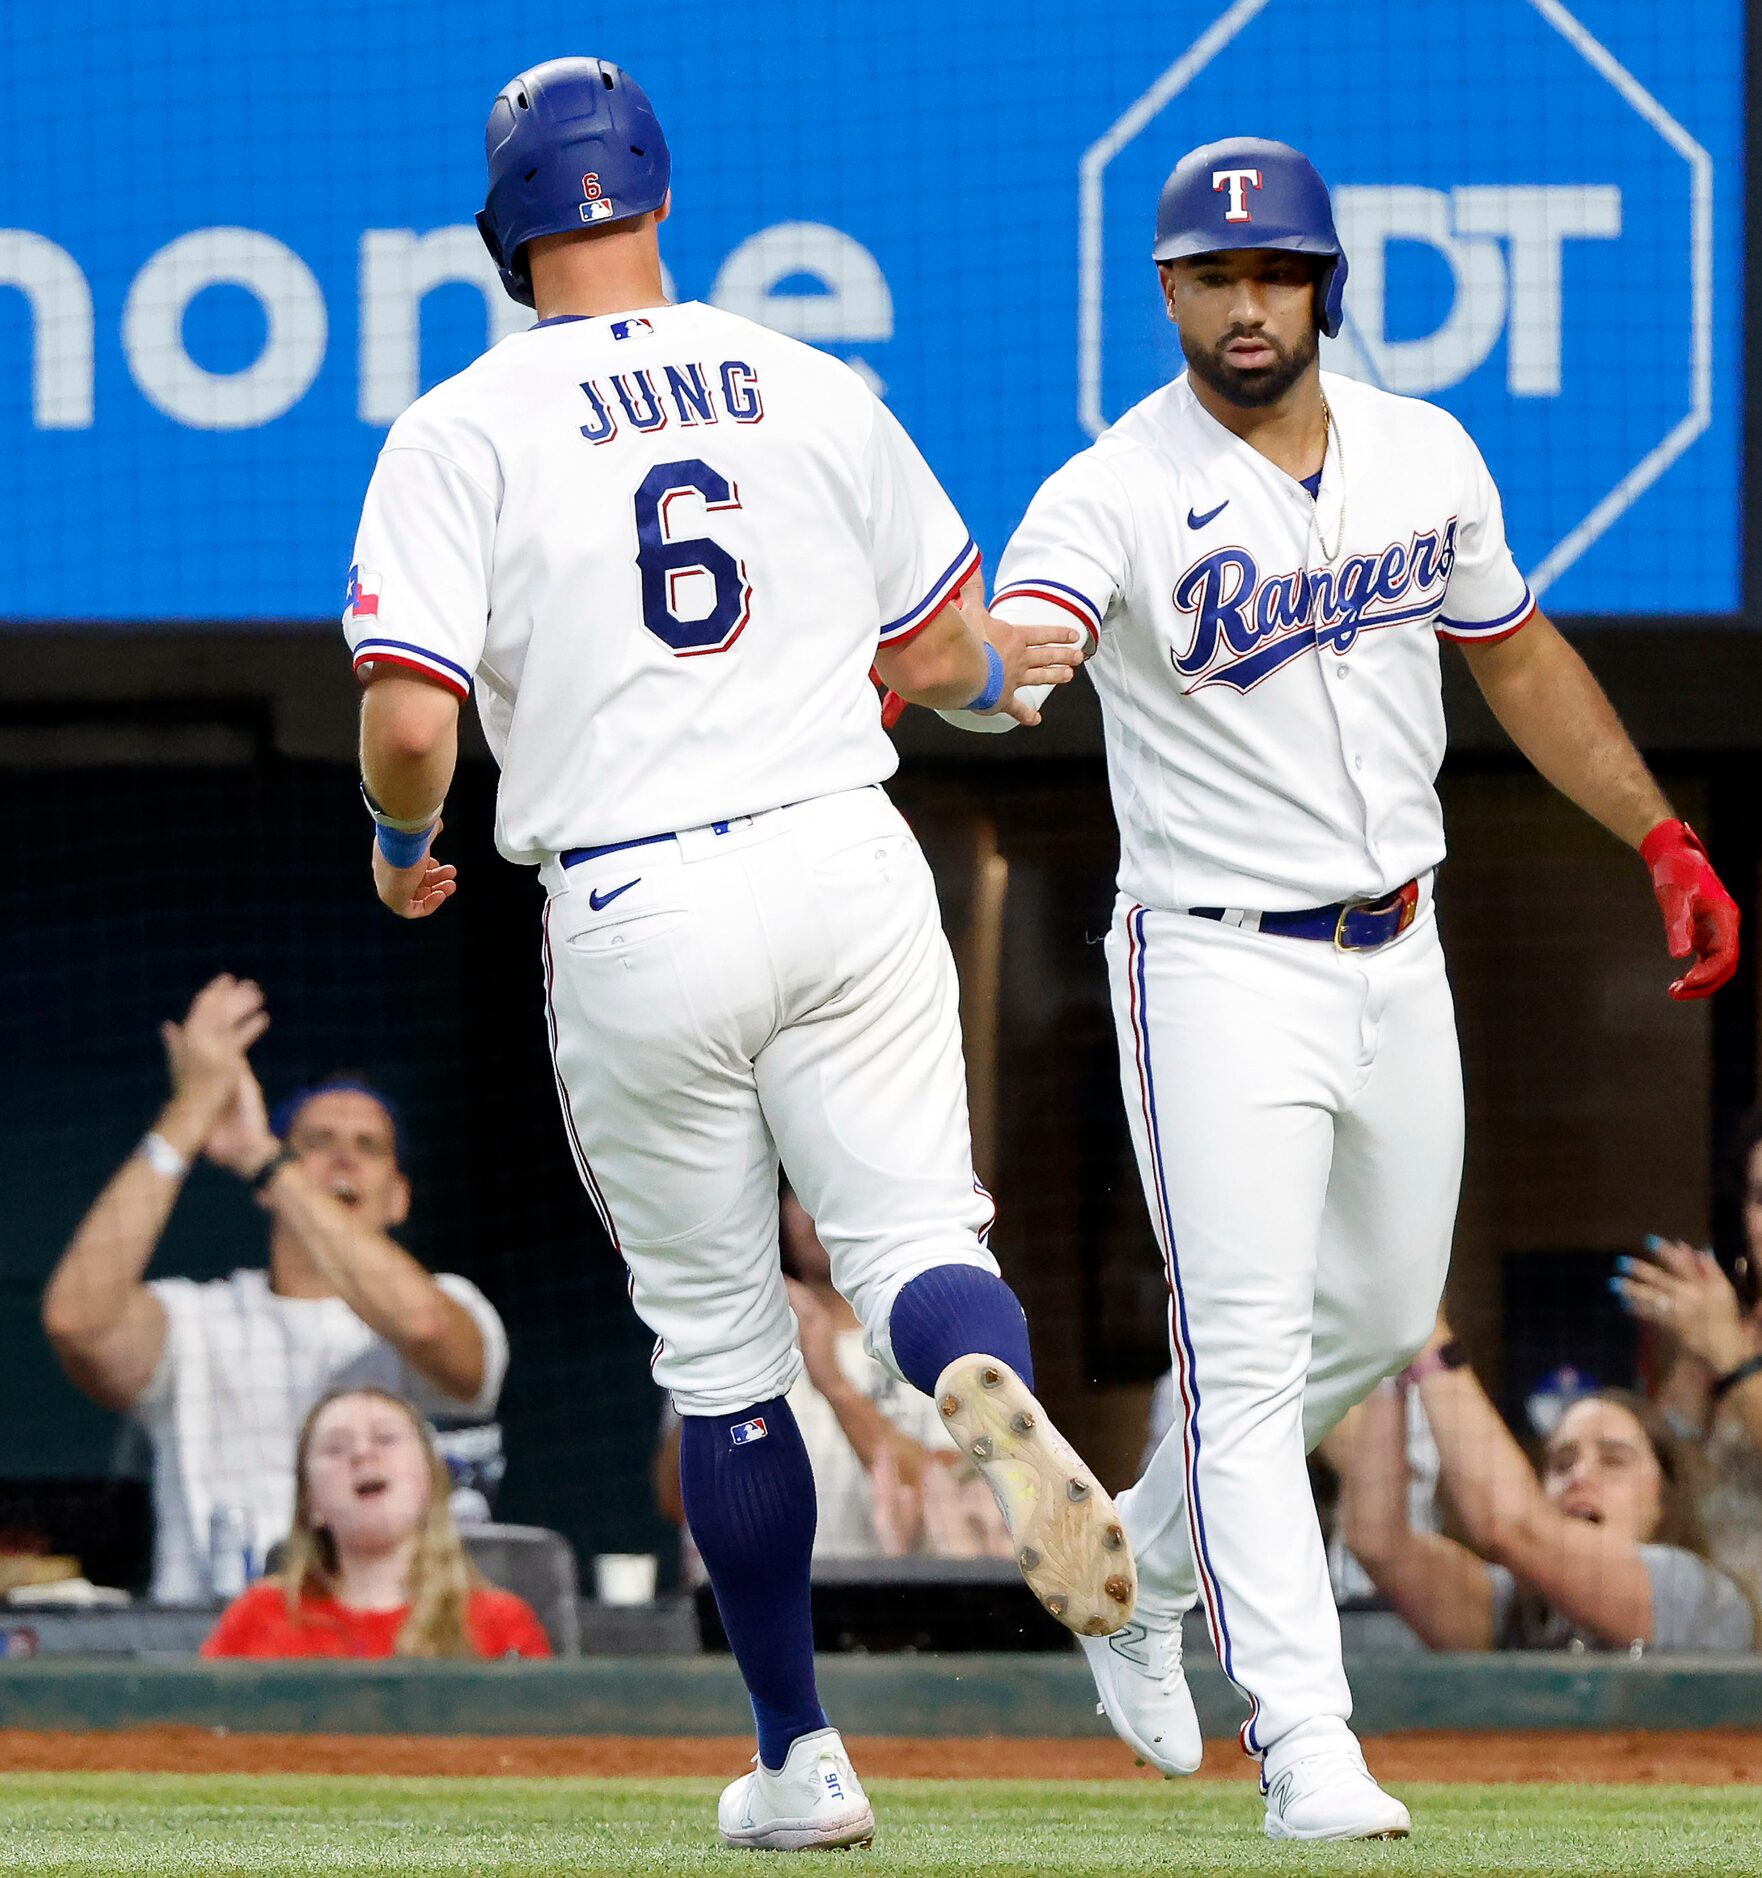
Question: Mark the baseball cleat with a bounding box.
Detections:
[934,1355,1137,1637]
[1078,1598,1203,1776]
[717,1726,876,1851]
[1261,1728,1411,1842]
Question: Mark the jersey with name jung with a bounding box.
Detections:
[993,370,1534,913]
[344,301,977,863]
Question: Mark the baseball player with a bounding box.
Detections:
[944,138,1740,1840]
[342,57,1134,1851]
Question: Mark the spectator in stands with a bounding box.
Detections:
[1336,1315,1754,1652]
[654,1191,1010,1573]
[1615,1108,1762,1612]
[202,1388,547,1658]
[42,974,508,1602]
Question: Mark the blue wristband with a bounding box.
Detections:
[375,821,435,869]
[964,642,1006,714]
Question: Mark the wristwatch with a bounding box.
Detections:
[1710,1353,1762,1406]
[1401,1338,1470,1385]
[250,1143,299,1197]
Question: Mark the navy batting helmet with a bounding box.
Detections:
[476,57,671,308]
[1152,137,1348,339]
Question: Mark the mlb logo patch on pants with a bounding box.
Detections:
[731,1417,769,1447]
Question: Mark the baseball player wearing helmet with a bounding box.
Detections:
[945,137,1740,1841]
[343,57,1131,1851]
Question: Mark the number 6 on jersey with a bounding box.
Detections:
[634,458,752,656]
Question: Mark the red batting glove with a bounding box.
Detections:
[868,665,908,729]
[1641,819,1739,1001]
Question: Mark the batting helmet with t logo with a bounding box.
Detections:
[476,57,671,308]
[1152,137,1348,338]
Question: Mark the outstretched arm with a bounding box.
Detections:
[874,578,1081,724]
[1458,613,1738,998]
[1457,610,1668,846]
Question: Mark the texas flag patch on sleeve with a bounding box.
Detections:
[730,1416,769,1447]
[343,564,381,624]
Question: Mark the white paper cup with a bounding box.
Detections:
[593,1552,658,1606]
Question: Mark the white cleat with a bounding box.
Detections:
[717,1727,876,1851]
[1077,1599,1203,1776]
[1261,1731,1412,1842]
[934,1354,1137,1637]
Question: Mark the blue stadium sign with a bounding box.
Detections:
[1084,0,1741,616]
[0,0,1740,623]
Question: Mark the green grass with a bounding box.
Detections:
[0,1776,1756,1876]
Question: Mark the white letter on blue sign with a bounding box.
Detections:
[123,228,328,430]
[0,231,94,428]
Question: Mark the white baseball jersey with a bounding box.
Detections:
[988,370,1534,912]
[343,300,978,863]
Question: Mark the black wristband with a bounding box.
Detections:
[250,1144,298,1197]
[1401,1336,1470,1386]
[1710,1353,1762,1405]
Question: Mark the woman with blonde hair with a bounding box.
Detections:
[203,1387,549,1659]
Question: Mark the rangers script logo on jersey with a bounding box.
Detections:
[1170,521,1460,693]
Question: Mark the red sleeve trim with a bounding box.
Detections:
[994,585,1104,648]
[352,650,471,701]
[1438,599,1537,647]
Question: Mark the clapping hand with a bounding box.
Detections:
[159,975,270,1143]
[1612,1236,1759,1375]
[204,1065,280,1182]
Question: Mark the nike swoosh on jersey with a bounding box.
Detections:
[588,878,641,910]
[1187,500,1229,529]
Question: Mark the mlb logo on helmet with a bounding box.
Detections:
[730,1417,769,1447]
[579,169,615,224]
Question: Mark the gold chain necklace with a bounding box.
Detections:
[1315,396,1346,563]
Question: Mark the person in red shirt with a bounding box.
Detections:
[203,1386,549,1659]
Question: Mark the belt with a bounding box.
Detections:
[561,804,797,870]
[561,830,679,869]
[1189,878,1420,952]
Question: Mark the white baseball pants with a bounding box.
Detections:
[1109,891,1463,1756]
[540,786,997,1416]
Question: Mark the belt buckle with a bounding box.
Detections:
[1331,901,1366,953]
[1333,881,1418,953]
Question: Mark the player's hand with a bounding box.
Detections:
[1642,820,1739,1000]
[372,822,458,920]
[160,975,270,1134]
[1613,1237,1758,1374]
[984,617,1085,727]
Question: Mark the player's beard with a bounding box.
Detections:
[1181,322,1318,409]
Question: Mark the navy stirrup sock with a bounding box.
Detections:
[678,1397,826,1769]
[888,1264,1036,1396]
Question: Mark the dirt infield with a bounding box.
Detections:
[0,1727,1756,1783]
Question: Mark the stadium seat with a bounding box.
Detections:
[463,1523,581,1656]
